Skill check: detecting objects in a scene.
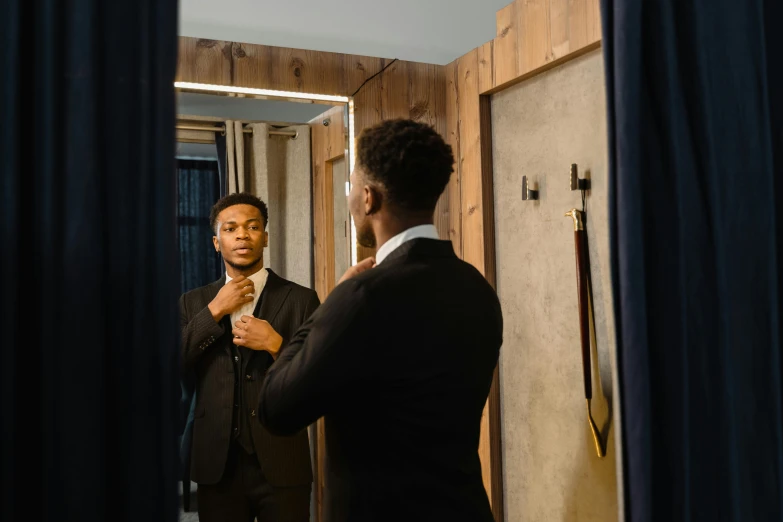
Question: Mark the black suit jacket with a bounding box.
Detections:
[180,269,320,486]
[259,239,503,522]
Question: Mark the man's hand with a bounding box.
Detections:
[233,316,283,359]
[208,275,254,322]
[338,257,376,285]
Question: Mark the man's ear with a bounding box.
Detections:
[263,231,269,248]
[364,184,382,215]
[212,235,220,252]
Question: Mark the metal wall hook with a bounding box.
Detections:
[569,163,590,191]
[522,175,539,201]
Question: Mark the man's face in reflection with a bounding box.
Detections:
[212,204,268,271]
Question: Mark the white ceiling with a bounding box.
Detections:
[179,0,511,65]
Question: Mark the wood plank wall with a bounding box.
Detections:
[444,1,602,519]
[177,38,381,95]
[309,105,346,302]
[352,60,450,261]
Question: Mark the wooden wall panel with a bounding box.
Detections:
[352,60,450,260]
[450,0,602,275]
[176,38,232,85]
[493,3,519,88]
[310,105,346,303]
[480,0,602,95]
[518,0,551,74]
[177,37,385,96]
[410,63,450,246]
[445,1,603,519]
[444,62,462,255]
[456,50,485,276]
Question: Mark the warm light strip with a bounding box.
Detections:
[174,82,350,104]
[348,99,358,266]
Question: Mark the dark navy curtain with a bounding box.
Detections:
[177,159,222,294]
[176,158,221,511]
[602,1,783,520]
[215,132,229,198]
[1,0,179,521]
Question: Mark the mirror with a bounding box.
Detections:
[175,89,353,295]
[175,86,355,522]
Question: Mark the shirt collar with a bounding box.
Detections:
[225,267,268,287]
[375,224,440,265]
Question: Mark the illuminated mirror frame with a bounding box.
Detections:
[175,82,358,267]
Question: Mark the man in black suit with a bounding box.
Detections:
[180,192,319,522]
[256,119,504,522]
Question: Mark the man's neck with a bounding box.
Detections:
[373,215,433,252]
[226,262,264,279]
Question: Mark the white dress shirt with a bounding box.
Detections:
[225,268,268,327]
[374,224,440,265]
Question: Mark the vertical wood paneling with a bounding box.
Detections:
[549,0,571,57]
[409,63,451,241]
[444,61,462,255]
[493,3,519,87]
[457,50,485,276]
[352,60,448,260]
[352,57,384,264]
[478,42,495,96]
[443,2,603,519]
[310,105,346,303]
[518,0,552,73]
[570,0,602,53]
[380,61,410,122]
[455,49,496,505]
[491,0,602,93]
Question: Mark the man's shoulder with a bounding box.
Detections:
[273,274,318,302]
[369,251,484,281]
[180,279,221,304]
[357,253,497,301]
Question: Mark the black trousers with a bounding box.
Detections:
[197,444,311,522]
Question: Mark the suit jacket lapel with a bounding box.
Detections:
[243,270,291,367]
[255,269,291,325]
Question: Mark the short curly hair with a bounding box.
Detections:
[357,119,454,212]
[209,192,269,233]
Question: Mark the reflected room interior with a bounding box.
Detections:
[175,88,355,521]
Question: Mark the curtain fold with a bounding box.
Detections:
[601,1,783,520]
[1,0,180,520]
[226,119,248,194]
[224,123,313,287]
[177,159,222,294]
[246,124,312,287]
[215,133,228,198]
[226,119,239,194]
[176,158,220,513]
[273,125,312,288]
